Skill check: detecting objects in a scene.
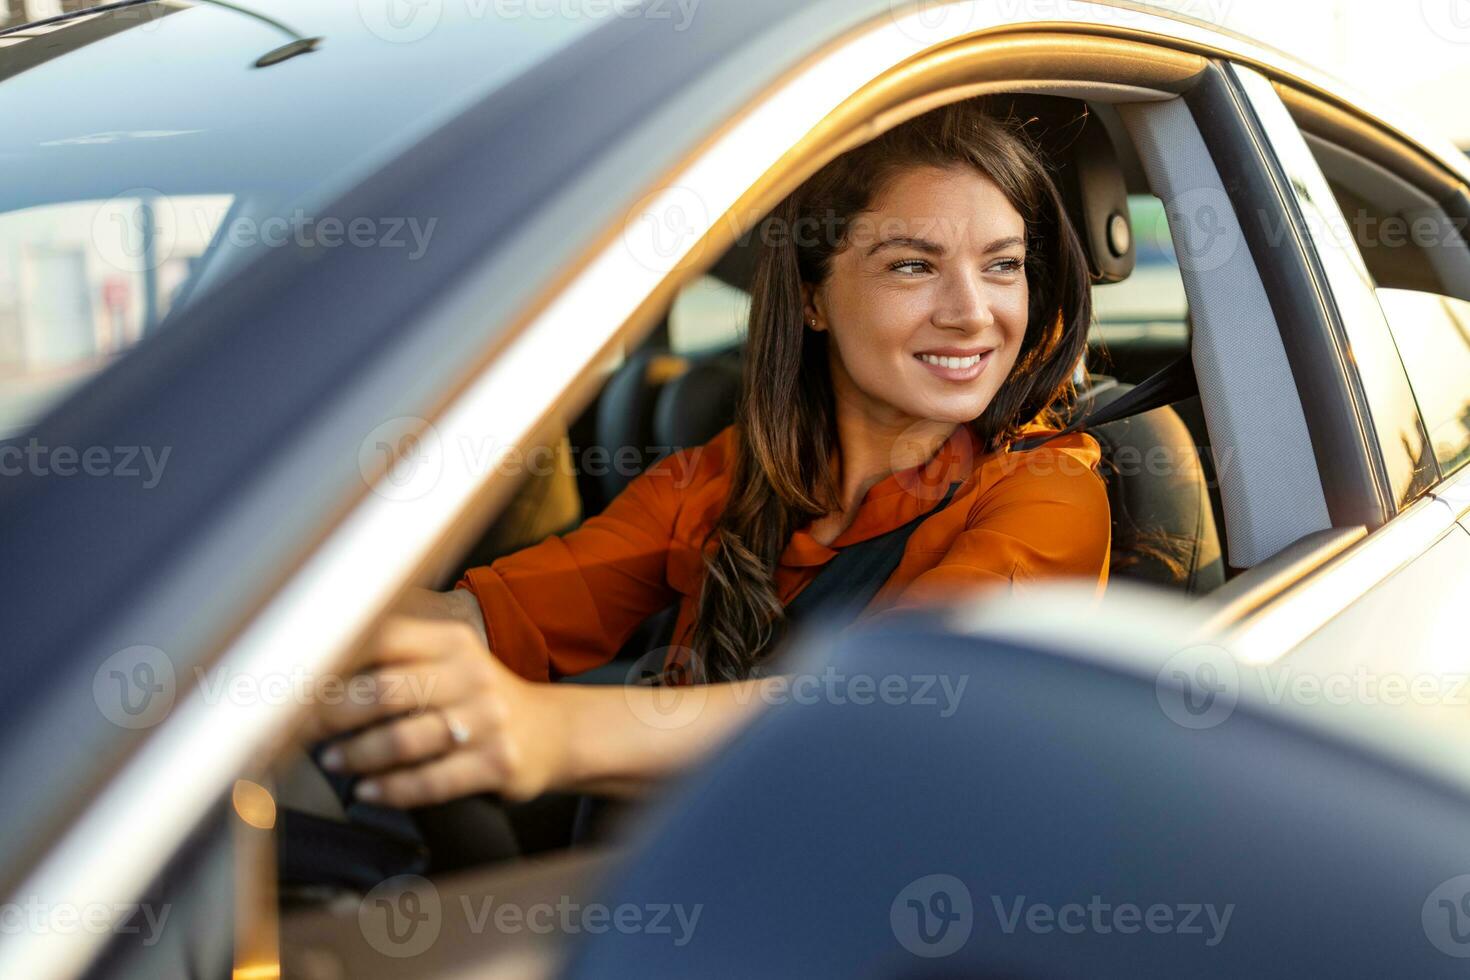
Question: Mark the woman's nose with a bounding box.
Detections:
[932,268,996,332]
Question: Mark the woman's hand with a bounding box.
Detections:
[394,586,489,648]
[302,603,783,806]
[304,616,567,806]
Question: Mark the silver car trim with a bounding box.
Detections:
[1196,525,1368,630]
[1223,491,1459,664]
[1433,463,1470,521]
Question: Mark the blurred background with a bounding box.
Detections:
[1216,0,1470,148]
[2,0,1468,144]
[9,0,1466,148]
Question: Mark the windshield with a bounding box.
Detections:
[0,0,612,438]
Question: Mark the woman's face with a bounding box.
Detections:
[805,164,1030,429]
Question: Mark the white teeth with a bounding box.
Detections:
[918,353,984,369]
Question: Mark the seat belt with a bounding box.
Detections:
[584,489,965,838]
[1010,353,1198,452]
[780,479,964,636]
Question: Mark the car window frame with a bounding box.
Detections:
[1200,63,1470,661]
[1232,63,1436,515]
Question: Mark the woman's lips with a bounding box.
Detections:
[914,349,993,383]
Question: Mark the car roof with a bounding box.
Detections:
[0,0,614,213]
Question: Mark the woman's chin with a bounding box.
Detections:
[910,397,991,426]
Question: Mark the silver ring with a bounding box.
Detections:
[441,709,471,746]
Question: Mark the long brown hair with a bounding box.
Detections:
[689,98,1093,682]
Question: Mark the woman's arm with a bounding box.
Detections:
[554,675,775,797]
[450,437,725,682]
[885,433,1111,611]
[303,614,773,805]
[395,586,488,646]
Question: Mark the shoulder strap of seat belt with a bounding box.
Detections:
[1010,353,1198,452]
[780,479,964,634]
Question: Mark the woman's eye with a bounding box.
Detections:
[887,257,1022,276]
[889,258,932,275]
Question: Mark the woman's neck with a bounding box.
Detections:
[832,406,956,509]
[805,388,957,547]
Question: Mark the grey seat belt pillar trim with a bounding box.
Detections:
[1117,95,1331,567]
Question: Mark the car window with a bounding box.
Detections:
[1082,192,1192,397]
[1372,290,1470,477]
[0,193,232,437]
[1089,193,1189,372]
[0,1,615,439]
[1304,137,1470,480]
[667,273,750,354]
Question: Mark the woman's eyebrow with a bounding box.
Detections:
[866,235,944,257]
[982,235,1025,252]
[866,234,1025,257]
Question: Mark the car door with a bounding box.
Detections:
[1212,64,1470,690]
[3,2,922,975]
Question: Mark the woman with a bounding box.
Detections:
[307,98,1111,808]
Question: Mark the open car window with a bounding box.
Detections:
[1091,193,1187,348]
[668,274,750,354]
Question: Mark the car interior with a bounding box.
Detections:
[240,89,1231,902]
[284,88,1239,904]
[97,62,1400,979]
[444,92,1229,630]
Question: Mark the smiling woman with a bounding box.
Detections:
[694,103,1098,681]
[309,97,1111,810]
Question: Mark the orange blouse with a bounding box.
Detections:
[457,421,1111,682]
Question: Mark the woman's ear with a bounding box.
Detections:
[800,282,827,333]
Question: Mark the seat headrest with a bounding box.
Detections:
[1063,114,1137,284]
[653,355,741,452]
[1003,94,1136,284]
